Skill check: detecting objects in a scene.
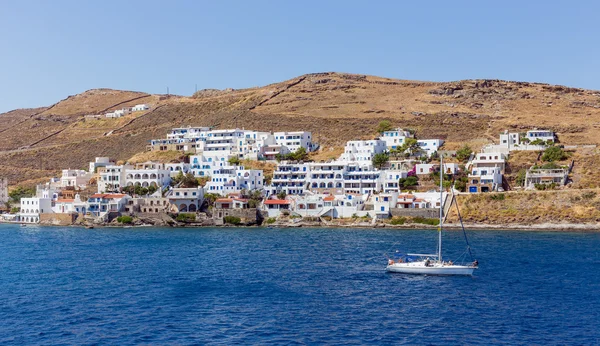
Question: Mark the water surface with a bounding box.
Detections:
[0,224,598,344]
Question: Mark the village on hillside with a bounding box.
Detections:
[0,118,579,227]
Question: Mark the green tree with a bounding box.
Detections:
[180,173,199,188]
[228,157,241,166]
[372,152,390,169]
[203,193,220,207]
[400,176,419,188]
[277,191,287,200]
[455,145,472,163]
[395,138,421,157]
[377,120,393,134]
[147,185,158,195]
[8,186,35,203]
[542,146,567,162]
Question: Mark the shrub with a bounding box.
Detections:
[223,216,241,225]
[276,191,287,200]
[581,191,597,200]
[377,120,393,134]
[456,145,472,163]
[390,216,406,225]
[265,217,276,224]
[10,207,20,214]
[321,216,332,221]
[542,146,567,162]
[372,152,390,169]
[116,215,133,224]
[176,213,196,222]
[489,194,506,201]
[351,213,358,219]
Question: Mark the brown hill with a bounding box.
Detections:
[1,72,600,187]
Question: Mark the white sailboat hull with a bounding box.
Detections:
[386,262,475,276]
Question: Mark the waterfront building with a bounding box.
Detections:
[168,187,204,212]
[86,193,130,217]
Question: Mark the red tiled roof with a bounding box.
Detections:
[264,199,290,205]
[323,196,335,201]
[215,198,233,203]
[233,198,248,203]
[56,199,74,203]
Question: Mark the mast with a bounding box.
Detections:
[438,156,443,262]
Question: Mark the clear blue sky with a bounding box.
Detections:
[1,0,598,113]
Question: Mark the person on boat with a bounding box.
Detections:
[448,260,453,265]
[424,259,430,267]
[472,260,478,267]
[388,259,394,265]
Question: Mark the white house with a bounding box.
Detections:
[381,170,408,193]
[60,169,93,189]
[262,199,291,217]
[467,152,506,193]
[89,157,113,173]
[98,165,132,193]
[87,193,131,217]
[526,129,555,143]
[380,128,414,150]
[125,162,171,189]
[273,131,314,153]
[131,104,150,112]
[168,187,204,213]
[339,140,387,166]
[417,139,444,157]
[19,197,52,223]
[165,163,191,177]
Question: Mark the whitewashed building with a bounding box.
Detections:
[467,152,506,193]
[60,169,93,189]
[125,162,171,189]
[339,140,387,166]
[168,187,204,212]
[89,157,114,173]
[131,104,150,112]
[98,165,132,193]
[416,139,444,157]
[380,128,414,150]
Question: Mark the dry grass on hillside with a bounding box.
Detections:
[3,72,600,189]
[127,150,185,164]
[447,189,600,225]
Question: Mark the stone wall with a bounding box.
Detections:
[39,213,78,226]
[390,208,439,219]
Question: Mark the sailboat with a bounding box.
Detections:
[385,157,478,275]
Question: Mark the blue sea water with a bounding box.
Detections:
[0,224,598,345]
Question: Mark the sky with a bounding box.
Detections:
[1,0,599,113]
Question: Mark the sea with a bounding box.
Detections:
[0,224,598,345]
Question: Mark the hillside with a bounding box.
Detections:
[1,72,600,187]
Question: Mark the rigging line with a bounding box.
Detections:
[451,179,474,261]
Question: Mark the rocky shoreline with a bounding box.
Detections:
[7,218,598,232]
